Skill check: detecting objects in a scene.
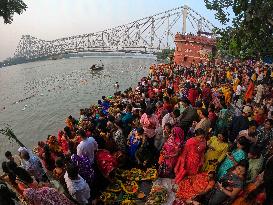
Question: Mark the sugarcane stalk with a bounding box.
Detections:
[0,126,25,148]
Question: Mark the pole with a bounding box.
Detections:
[182,5,188,34]
[167,14,170,48]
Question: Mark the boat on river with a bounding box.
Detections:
[90,64,104,70]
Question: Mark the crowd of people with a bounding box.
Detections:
[0,60,273,205]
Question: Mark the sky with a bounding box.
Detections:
[0,0,223,61]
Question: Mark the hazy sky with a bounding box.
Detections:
[0,0,222,61]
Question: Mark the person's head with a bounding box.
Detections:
[248,120,257,135]
[64,126,72,138]
[195,101,203,109]
[80,109,84,115]
[164,123,172,135]
[145,107,154,116]
[67,164,79,180]
[248,145,261,159]
[195,128,205,138]
[199,108,209,119]
[1,161,8,173]
[55,157,65,168]
[171,127,184,139]
[18,147,28,159]
[163,96,170,103]
[126,104,132,112]
[181,97,190,107]
[217,132,227,142]
[242,105,252,117]
[20,150,30,161]
[233,160,249,179]
[4,151,13,161]
[237,136,250,150]
[77,129,87,139]
[7,161,33,184]
[208,171,215,179]
[136,127,144,136]
[264,119,273,130]
[172,109,180,118]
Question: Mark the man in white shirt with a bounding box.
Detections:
[64,164,90,204]
[161,109,180,129]
[77,129,98,164]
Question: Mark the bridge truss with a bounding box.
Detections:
[13,5,216,60]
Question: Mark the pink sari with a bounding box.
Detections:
[158,127,184,177]
[140,113,159,138]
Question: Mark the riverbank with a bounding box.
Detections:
[0,57,155,164]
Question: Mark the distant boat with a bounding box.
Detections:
[90,64,104,70]
[49,55,62,60]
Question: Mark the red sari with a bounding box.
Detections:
[174,137,206,184]
[95,149,118,177]
[188,88,198,106]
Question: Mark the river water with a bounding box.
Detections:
[0,56,156,162]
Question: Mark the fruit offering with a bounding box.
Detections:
[145,185,168,205]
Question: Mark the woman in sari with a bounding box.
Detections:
[95,149,118,178]
[174,128,207,184]
[140,108,159,139]
[47,135,62,155]
[6,161,39,194]
[217,136,249,180]
[214,105,230,136]
[57,130,69,155]
[232,173,265,205]
[202,132,229,172]
[112,120,127,153]
[71,154,95,186]
[208,160,248,205]
[127,128,144,162]
[244,79,255,102]
[158,126,184,177]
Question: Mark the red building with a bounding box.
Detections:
[174,33,216,66]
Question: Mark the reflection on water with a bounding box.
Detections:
[0,56,155,161]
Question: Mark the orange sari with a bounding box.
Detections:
[244,80,255,102]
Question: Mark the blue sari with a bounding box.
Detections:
[217,149,246,180]
[127,134,142,161]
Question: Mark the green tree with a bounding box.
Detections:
[204,0,273,59]
[0,0,27,24]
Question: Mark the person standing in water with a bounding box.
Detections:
[114,82,120,93]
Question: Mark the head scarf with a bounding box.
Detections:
[172,127,184,143]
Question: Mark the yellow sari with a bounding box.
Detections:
[226,71,232,80]
[202,136,229,172]
[222,86,231,105]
